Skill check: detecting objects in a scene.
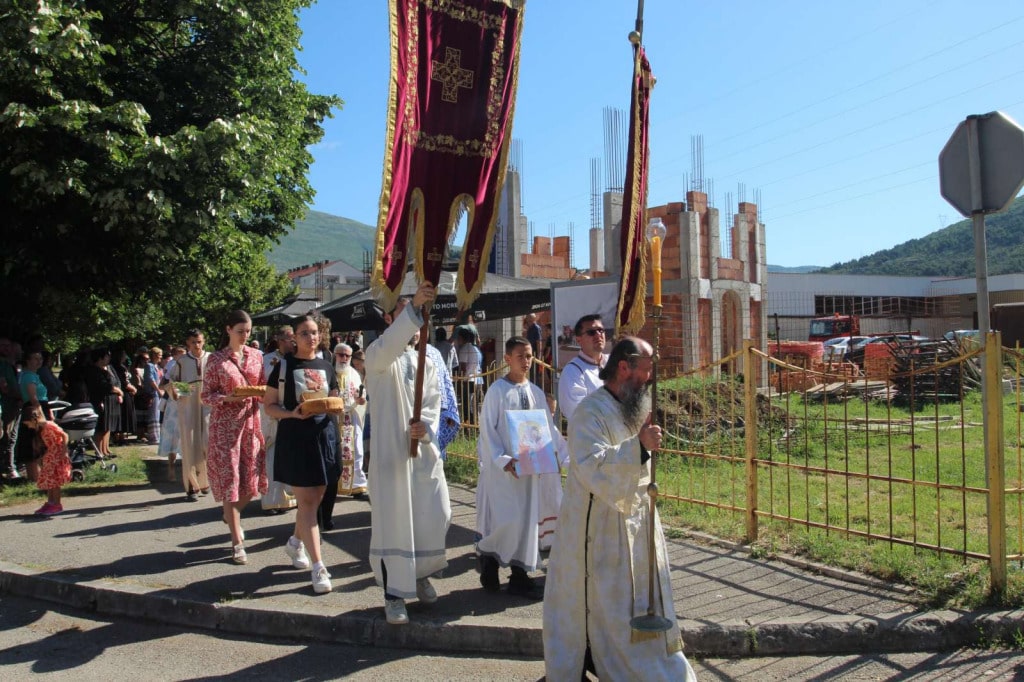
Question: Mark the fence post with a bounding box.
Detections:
[984,331,1006,594]
[744,339,758,543]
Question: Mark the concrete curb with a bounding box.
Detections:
[4,560,1022,657]
[0,561,544,657]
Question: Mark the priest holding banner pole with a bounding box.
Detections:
[366,0,525,625]
[543,3,697,678]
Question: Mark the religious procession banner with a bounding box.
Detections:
[616,46,653,335]
[372,0,525,314]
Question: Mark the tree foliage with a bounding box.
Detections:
[0,0,340,350]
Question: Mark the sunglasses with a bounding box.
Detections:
[583,328,606,337]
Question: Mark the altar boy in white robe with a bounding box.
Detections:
[365,281,450,626]
[543,336,697,682]
[475,336,558,599]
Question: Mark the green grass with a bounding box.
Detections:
[0,444,151,508]
[650,372,1024,609]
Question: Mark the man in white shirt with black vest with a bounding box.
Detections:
[557,314,608,423]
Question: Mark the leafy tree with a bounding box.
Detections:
[0,0,339,351]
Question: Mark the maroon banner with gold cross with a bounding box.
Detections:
[616,46,653,335]
[372,0,525,314]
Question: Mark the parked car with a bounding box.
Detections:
[847,334,929,365]
[822,335,871,361]
[943,329,980,346]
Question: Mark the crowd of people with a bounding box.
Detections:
[0,297,697,679]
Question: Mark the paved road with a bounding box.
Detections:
[2,595,1021,681]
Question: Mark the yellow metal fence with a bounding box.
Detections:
[450,334,1023,592]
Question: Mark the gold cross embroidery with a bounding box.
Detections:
[431,47,474,103]
[426,248,444,263]
[468,250,480,268]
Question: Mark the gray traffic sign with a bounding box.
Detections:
[939,111,1024,217]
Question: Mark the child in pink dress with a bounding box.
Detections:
[24,404,71,516]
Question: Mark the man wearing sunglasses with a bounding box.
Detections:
[557,314,609,424]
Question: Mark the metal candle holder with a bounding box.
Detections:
[630,217,673,634]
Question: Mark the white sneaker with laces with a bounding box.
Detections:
[384,597,409,625]
[416,577,438,604]
[285,538,311,570]
[232,543,247,565]
[312,566,332,594]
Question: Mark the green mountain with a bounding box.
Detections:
[817,196,1024,276]
[767,264,824,273]
[266,210,376,271]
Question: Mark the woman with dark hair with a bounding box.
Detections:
[84,348,123,456]
[133,349,161,444]
[201,310,267,565]
[113,350,138,445]
[264,314,340,593]
[16,350,51,481]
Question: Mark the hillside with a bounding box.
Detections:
[767,264,824,273]
[817,196,1024,276]
[266,210,376,271]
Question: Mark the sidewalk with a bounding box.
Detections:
[0,457,1019,657]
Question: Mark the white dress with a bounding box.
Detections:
[475,376,556,571]
[169,352,209,494]
[543,387,697,682]
[365,305,450,599]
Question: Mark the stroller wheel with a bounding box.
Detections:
[71,470,85,483]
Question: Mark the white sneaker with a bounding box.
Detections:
[312,566,332,594]
[232,543,247,565]
[384,597,409,625]
[285,538,311,570]
[416,577,438,604]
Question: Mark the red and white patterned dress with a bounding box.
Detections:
[201,347,267,503]
[36,421,71,490]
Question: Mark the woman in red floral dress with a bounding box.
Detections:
[202,310,267,565]
[24,404,70,516]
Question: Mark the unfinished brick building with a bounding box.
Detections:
[634,191,768,376]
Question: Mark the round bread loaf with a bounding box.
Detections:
[299,397,345,416]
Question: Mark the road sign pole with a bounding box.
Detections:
[967,117,991,334]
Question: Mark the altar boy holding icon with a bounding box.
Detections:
[475,335,562,599]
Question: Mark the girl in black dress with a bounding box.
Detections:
[264,315,339,595]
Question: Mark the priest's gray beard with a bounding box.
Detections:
[620,381,651,432]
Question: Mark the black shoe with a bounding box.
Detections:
[351,492,368,501]
[507,571,544,600]
[323,520,335,531]
[479,555,500,593]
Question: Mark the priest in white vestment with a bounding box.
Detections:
[476,336,556,599]
[544,337,697,682]
[334,342,368,497]
[365,282,450,626]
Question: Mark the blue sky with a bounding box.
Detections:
[296,0,1024,269]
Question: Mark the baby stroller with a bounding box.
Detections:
[49,400,117,481]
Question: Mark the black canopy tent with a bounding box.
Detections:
[317,270,552,332]
[250,295,321,326]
